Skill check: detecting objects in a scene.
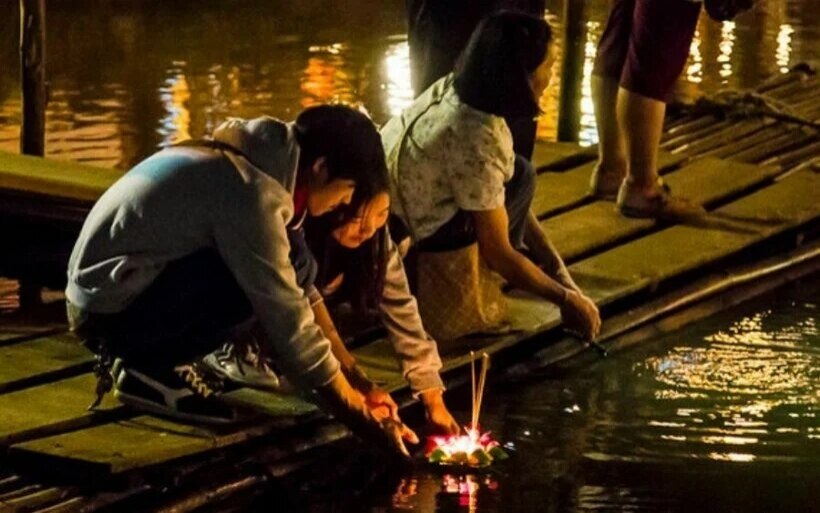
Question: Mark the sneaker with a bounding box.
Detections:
[589,165,626,201]
[113,365,238,425]
[201,341,280,391]
[617,178,706,220]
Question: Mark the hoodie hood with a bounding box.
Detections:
[212,116,301,193]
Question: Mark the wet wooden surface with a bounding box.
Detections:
[0,68,817,508]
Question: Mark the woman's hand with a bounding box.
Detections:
[365,386,400,421]
[318,371,417,457]
[421,389,461,435]
[561,289,602,341]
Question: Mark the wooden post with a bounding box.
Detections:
[18,0,47,309]
[557,0,585,142]
[20,0,46,157]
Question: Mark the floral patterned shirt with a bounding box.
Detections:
[381,74,515,241]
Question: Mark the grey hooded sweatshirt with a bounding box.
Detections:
[66,117,340,388]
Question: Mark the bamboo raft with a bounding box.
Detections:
[0,66,818,511]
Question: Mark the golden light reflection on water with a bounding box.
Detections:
[578,21,601,147]
[158,70,191,146]
[718,21,737,82]
[300,43,356,108]
[383,39,414,118]
[686,29,704,84]
[389,473,499,511]
[633,303,818,464]
[776,24,795,73]
[707,452,756,462]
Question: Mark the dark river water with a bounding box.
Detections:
[0,0,818,168]
[278,280,818,513]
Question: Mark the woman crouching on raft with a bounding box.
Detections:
[206,188,461,435]
[380,11,602,341]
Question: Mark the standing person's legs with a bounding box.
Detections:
[616,0,702,218]
[590,0,635,198]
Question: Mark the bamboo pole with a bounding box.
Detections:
[20,0,46,157]
[18,0,47,309]
[556,0,585,142]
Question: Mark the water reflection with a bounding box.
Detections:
[301,43,356,108]
[776,24,795,73]
[291,281,818,512]
[388,474,501,512]
[686,29,704,84]
[718,21,737,82]
[383,40,413,118]
[577,21,600,147]
[0,0,815,167]
[157,68,192,146]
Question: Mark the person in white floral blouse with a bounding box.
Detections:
[382,11,601,341]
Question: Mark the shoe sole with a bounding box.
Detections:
[114,388,238,425]
[200,357,280,392]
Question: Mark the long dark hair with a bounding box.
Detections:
[303,188,389,312]
[293,105,388,201]
[453,11,551,118]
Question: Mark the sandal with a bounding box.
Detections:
[617,178,706,220]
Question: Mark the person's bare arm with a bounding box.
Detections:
[523,210,581,292]
[311,298,402,419]
[472,207,601,340]
[472,207,568,303]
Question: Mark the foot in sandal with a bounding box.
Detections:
[616,177,706,220]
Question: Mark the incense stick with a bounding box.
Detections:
[470,351,477,429]
[474,353,490,430]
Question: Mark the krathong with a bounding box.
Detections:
[426,352,509,467]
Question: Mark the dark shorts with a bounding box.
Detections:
[592,0,701,102]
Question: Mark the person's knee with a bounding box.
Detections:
[510,155,536,201]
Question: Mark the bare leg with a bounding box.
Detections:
[590,75,628,199]
[615,87,704,219]
[618,87,665,191]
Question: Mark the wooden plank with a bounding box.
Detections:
[0,151,118,203]
[0,333,93,394]
[0,334,91,392]
[541,158,782,262]
[221,388,317,419]
[6,384,323,475]
[0,374,123,446]
[349,343,406,389]
[10,416,225,476]
[530,141,596,171]
[0,325,64,343]
[531,151,686,218]
[571,170,820,305]
[8,405,340,477]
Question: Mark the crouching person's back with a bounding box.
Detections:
[66,105,419,456]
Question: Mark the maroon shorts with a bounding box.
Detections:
[592,0,701,102]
